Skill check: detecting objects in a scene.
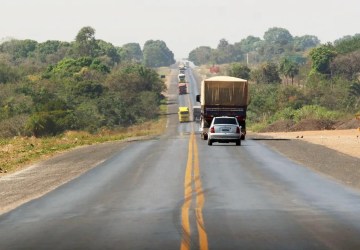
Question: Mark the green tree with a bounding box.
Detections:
[349,82,360,109]
[188,46,212,65]
[309,43,337,75]
[43,57,109,79]
[293,35,320,51]
[0,39,38,60]
[74,26,99,58]
[264,27,293,46]
[213,39,235,64]
[279,58,300,84]
[251,62,281,84]
[0,62,21,83]
[119,43,143,62]
[227,63,250,79]
[334,34,360,54]
[235,36,262,53]
[105,63,165,97]
[143,40,175,67]
[96,40,120,65]
[35,40,71,63]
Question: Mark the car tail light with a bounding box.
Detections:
[210,127,215,133]
[236,126,240,133]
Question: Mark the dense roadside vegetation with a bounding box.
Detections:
[1,25,359,172]
[0,26,174,173]
[190,27,360,131]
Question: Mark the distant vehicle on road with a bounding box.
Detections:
[178,82,187,95]
[192,106,201,121]
[178,106,190,122]
[178,73,186,83]
[207,116,241,146]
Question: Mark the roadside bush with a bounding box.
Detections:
[0,114,29,137]
[269,107,296,124]
[25,110,72,137]
[293,105,342,122]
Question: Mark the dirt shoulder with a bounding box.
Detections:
[257,129,360,159]
[251,129,360,191]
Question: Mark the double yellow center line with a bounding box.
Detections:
[181,133,209,250]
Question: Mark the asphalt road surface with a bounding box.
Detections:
[1,66,360,250]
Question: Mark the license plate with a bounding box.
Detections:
[222,127,230,132]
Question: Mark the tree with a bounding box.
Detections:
[349,82,360,109]
[227,63,250,79]
[43,57,109,79]
[279,58,300,84]
[118,43,143,62]
[235,36,262,53]
[73,26,99,58]
[96,40,120,65]
[188,46,212,65]
[334,34,360,54]
[35,40,70,63]
[0,62,21,83]
[105,63,165,96]
[143,40,175,67]
[264,27,293,46]
[212,39,236,64]
[260,28,294,60]
[309,43,337,75]
[293,35,320,51]
[0,39,38,61]
[251,62,281,84]
[330,50,360,80]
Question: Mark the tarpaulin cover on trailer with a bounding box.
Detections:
[200,76,249,106]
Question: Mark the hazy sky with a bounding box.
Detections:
[1,0,359,58]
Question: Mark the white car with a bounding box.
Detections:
[207,117,241,146]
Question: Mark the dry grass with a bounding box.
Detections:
[0,117,167,174]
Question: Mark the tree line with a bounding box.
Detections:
[188,28,360,128]
[0,26,174,137]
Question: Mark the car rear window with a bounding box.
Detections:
[214,118,237,125]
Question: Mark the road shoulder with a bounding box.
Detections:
[251,133,360,191]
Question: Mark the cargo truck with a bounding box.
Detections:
[178,73,186,83]
[178,82,187,95]
[196,76,249,140]
[178,106,190,122]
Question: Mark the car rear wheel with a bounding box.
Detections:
[236,139,241,146]
[208,139,213,146]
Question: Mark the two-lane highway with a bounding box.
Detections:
[1,66,360,249]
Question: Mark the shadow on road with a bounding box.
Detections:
[250,138,291,141]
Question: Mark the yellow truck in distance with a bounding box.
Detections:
[178,107,190,122]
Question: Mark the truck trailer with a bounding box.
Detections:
[178,82,187,95]
[196,76,249,140]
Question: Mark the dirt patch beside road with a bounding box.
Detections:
[256,129,360,159]
[251,129,360,191]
